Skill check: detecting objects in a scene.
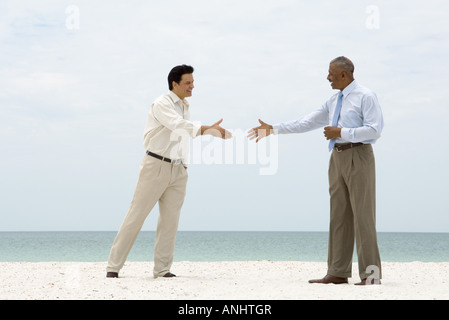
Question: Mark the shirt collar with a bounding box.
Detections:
[168,90,189,108]
[341,80,357,98]
[168,90,181,103]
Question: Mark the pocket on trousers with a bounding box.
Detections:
[355,145,374,166]
[142,155,163,179]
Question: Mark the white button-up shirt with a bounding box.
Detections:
[273,80,384,145]
[143,91,201,162]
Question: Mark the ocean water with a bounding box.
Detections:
[0,231,448,262]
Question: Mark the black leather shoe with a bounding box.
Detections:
[309,274,348,284]
[106,272,119,278]
[163,272,176,278]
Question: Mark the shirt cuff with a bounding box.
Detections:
[272,124,281,134]
[340,128,350,141]
[192,121,202,137]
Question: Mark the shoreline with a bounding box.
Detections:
[1,261,448,300]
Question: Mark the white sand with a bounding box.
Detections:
[1,261,448,300]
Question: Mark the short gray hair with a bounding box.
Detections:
[330,56,354,74]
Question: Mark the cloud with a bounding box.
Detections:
[1,0,448,232]
[11,72,78,93]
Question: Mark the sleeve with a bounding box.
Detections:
[152,100,202,138]
[340,93,383,142]
[273,102,330,134]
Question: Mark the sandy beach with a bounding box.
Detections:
[1,261,448,300]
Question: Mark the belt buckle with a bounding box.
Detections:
[335,145,343,152]
[172,159,183,165]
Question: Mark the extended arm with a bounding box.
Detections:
[201,118,233,140]
[247,119,274,143]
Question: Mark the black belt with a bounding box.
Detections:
[334,143,364,152]
[146,151,184,165]
[146,151,172,163]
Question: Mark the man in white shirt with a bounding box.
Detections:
[248,57,383,285]
[106,65,231,278]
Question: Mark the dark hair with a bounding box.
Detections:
[168,64,194,90]
[330,56,355,74]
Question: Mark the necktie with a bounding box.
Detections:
[328,92,343,152]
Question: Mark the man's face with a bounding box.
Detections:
[327,63,345,91]
[172,73,194,99]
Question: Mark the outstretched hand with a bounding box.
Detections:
[247,119,274,143]
[201,119,233,139]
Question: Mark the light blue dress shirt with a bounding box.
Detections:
[272,80,384,145]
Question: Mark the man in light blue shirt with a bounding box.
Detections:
[273,78,383,145]
[248,56,383,285]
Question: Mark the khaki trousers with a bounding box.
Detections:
[106,154,188,278]
[327,144,382,280]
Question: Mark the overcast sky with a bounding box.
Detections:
[1,0,448,232]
